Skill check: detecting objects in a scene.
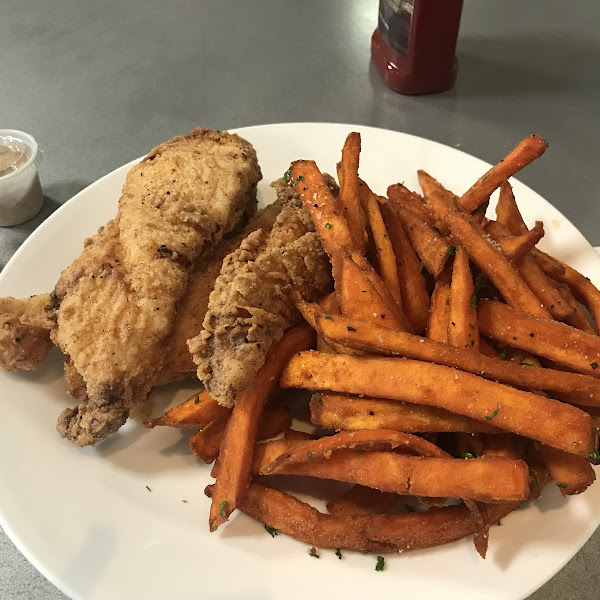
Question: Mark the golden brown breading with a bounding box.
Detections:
[189,187,333,407]
[52,129,261,446]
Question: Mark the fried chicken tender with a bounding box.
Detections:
[50,129,261,445]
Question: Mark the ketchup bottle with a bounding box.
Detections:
[371,0,463,95]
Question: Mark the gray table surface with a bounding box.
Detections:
[2,0,600,598]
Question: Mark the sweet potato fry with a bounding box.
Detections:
[281,351,594,455]
[448,245,479,350]
[326,485,397,518]
[359,183,403,306]
[495,181,527,234]
[207,482,395,552]
[333,249,411,331]
[417,170,459,233]
[189,417,229,464]
[311,311,600,399]
[386,183,432,223]
[554,283,595,333]
[460,135,548,212]
[525,441,551,500]
[142,390,229,429]
[486,221,545,264]
[519,256,573,320]
[190,406,292,464]
[427,266,452,342]
[366,501,520,551]
[533,251,600,333]
[432,197,550,317]
[261,429,450,476]
[380,203,430,334]
[539,444,596,496]
[478,299,600,377]
[209,323,315,531]
[310,393,502,434]
[260,449,529,503]
[291,160,354,255]
[338,133,367,254]
[384,201,451,277]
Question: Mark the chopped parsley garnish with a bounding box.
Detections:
[470,340,475,346]
[519,362,535,367]
[325,222,332,229]
[312,392,323,405]
[145,485,151,492]
[447,246,456,256]
[592,362,599,370]
[470,272,492,308]
[354,449,366,454]
[486,404,500,420]
[476,203,487,213]
[335,548,342,559]
[497,349,506,360]
[219,500,227,517]
[375,556,385,571]
[463,452,475,459]
[469,323,475,329]
[324,315,334,321]
[264,524,278,537]
[283,166,291,183]
[587,451,600,465]
[347,326,356,332]
[307,451,312,458]
[294,175,304,184]
[556,482,568,489]
[194,395,200,404]
[529,470,538,494]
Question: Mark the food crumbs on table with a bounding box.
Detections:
[309,547,320,558]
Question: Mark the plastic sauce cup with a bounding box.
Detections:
[0,129,44,226]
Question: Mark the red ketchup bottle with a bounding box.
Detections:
[371,0,463,95]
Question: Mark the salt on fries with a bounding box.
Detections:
[149,132,599,561]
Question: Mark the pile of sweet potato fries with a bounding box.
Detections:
[145,133,600,559]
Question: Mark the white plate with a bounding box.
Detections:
[1,123,598,600]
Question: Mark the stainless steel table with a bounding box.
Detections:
[2,1,599,598]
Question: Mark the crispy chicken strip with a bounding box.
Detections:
[51,129,261,446]
[189,179,335,407]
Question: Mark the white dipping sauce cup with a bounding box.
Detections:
[0,129,43,226]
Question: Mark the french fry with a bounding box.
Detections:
[533,251,600,333]
[333,249,411,331]
[448,245,479,350]
[539,444,596,496]
[485,220,545,264]
[384,200,451,277]
[380,202,430,334]
[386,183,433,223]
[206,482,395,552]
[460,135,548,213]
[366,501,520,551]
[326,485,397,518]
[525,441,551,500]
[478,299,600,377]
[427,265,452,342]
[310,393,502,434]
[259,449,529,503]
[310,311,600,399]
[142,390,229,429]
[495,180,528,235]
[417,169,458,233]
[554,283,595,333]
[209,323,315,531]
[428,195,550,317]
[291,160,354,255]
[190,406,292,464]
[359,182,403,306]
[337,133,367,254]
[281,351,594,455]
